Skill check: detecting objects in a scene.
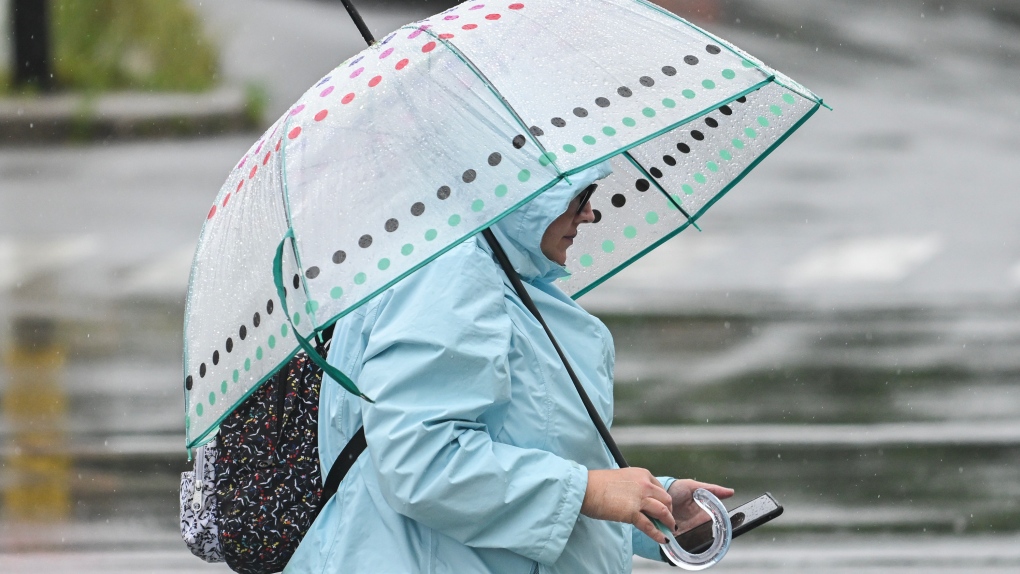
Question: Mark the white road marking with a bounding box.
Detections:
[0,235,100,290]
[1009,261,1020,286]
[787,235,942,285]
[120,243,196,296]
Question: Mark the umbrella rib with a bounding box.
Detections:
[621,151,701,231]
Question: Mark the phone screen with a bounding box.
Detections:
[674,493,782,553]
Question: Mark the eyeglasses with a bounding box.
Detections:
[574,184,597,215]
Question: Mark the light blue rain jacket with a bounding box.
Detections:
[285,163,672,574]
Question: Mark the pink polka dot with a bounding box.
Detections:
[288,126,302,140]
[237,156,247,169]
[408,25,430,39]
[315,109,328,121]
[249,165,258,179]
[470,4,485,9]
[486,13,501,20]
[396,58,409,70]
[368,76,382,87]
[509,3,524,9]
[289,104,305,116]
[463,23,478,30]
[341,93,355,104]
[320,85,334,97]
[222,193,231,207]
[254,140,264,154]
[379,47,394,59]
[350,67,364,78]
[444,14,459,20]
[439,33,454,39]
[236,179,244,192]
[263,151,271,165]
[207,205,217,219]
[422,41,436,52]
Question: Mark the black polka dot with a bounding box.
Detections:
[663,155,677,166]
[705,117,719,128]
[332,250,347,264]
[213,350,220,365]
[529,125,544,137]
[635,179,650,192]
[305,266,320,279]
[462,169,476,183]
[488,152,501,166]
[359,234,373,248]
[611,194,627,208]
[266,299,274,315]
[662,65,677,76]
[551,117,566,127]
[437,186,451,200]
[650,167,663,178]
[677,142,691,154]
[200,363,207,378]
[226,338,233,353]
[706,44,722,54]
[385,218,399,232]
[411,202,425,216]
[253,312,261,328]
[592,209,602,223]
[573,107,588,118]
[719,105,733,116]
[512,135,526,149]
[185,375,193,390]
[691,130,705,141]
[595,97,610,108]
[736,96,747,104]
[639,76,654,87]
[617,86,633,97]
[239,325,247,340]
[684,55,699,65]
[292,274,301,289]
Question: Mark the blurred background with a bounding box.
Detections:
[1,0,1018,572]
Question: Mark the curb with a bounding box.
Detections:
[0,85,259,145]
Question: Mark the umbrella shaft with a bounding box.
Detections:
[340,0,376,46]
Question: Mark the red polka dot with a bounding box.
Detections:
[275,140,281,152]
[207,205,217,219]
[439,33,454,39]
[368,75,382,87]
[288,126,302,139]
[509,3,524,9]
[396,58,409,70]
[249,165,258,179]
[315,109,329,121]
[462,23,478,30]
[486,13,501,20]
[222,193,231,207]
[341,93,355,104]
[263,151,271,165]
[235,180,244,193]
[422,41,436,53]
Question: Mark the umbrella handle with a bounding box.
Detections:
[656,488,732,570]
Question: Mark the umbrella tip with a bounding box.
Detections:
[360,393,376,404]
[819,98,834,111]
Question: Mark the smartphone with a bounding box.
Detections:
[673,492,783,553]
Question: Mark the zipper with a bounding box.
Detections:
[191,444,205,512]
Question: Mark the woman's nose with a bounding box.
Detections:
[576,202,596,223]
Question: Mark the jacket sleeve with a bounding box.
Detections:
[358,244,588,565]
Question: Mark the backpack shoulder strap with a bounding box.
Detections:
[317,426,366,514]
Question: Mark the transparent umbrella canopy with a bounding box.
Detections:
[183,0,824,449]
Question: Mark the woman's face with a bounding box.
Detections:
[540,190,597,265]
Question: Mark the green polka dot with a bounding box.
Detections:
[256,346,263,360]
[623,226,637,239]
[268,335,276,349]
[378,258,390,270]
[305,300,319,313]
[744,127,758,139]
[732,138,745,149]
[494,184,508,197]
[682,184,694,195]
[662,98,676,108]
[582,135,596,145]
[757,116,770,127]
[354,272,367,285]
[682,89,696,99]
[280,324,288,337]
[694,173,707,184]
[602,126,616,136]
[209,392,216,405]
[642,107,656,118]
[622,117,636,127]
[770,104,783,116]
[425,229,438,241]
[539,152,557,166]
[293,312,301,325]
[448,214,461,226]
[471,199,484,212]
[330,286,344,299]
[720,149,732,160]
[244,358,251,371]
[671,194,684,206]
[702,79,716,89]
[221,380,228,394]
[742,59,755,68]
[579,254,594,267]
[783,93,796,104]
[562,144,577,153]
[645,211,659,224]
[401,243,414,256]
[518,170,531,182]
[707,161,719,172]
[196,404,203,416]
[602,240,615,253]
[232,370,239,383]
[722,69,736,80]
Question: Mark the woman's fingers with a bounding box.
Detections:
[633,512,667,544]
[640,496,676,533]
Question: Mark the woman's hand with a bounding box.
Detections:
[667,479,735,534]
[581,468,676,543]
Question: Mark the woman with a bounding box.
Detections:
[286,163,732,573]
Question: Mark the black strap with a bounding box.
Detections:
[318,425,367,514]
[481,229,630,470]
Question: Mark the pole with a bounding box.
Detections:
[339,0,376,46]
[11,0,54,91]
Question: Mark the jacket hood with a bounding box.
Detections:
[482,162,613,283]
